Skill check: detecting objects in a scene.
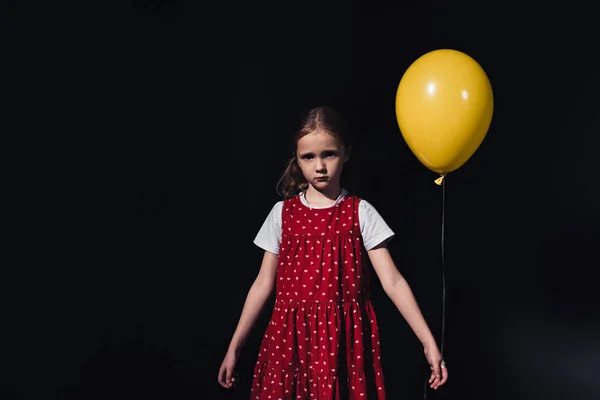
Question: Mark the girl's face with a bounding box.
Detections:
[296,130,350,192]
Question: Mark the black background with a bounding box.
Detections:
[3,1,600,399]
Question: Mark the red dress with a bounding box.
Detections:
[251,195,386,399]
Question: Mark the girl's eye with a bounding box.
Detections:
[324,151,337,158]
[302,155,314,160]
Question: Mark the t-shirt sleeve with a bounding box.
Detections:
[359,199,395,251]
[253,201,284,255]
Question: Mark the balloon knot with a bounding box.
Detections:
[434,175,445,185]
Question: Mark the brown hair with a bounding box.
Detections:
[276,106,353,199]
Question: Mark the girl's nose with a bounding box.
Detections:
[316,159,326,173]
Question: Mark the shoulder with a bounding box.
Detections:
[258,200,285,224]
[357,197,374,209]
[354,196,392,226]
[270,201,285,220]
[254,200,286,254]
[340,191,364,206]
[348,196,378,214]
[266,197,305,218]
[354,197,395,250]
[280,195,304,211]
[356,197,385,222]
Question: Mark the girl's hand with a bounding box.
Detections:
[424,343,448,390]
[218,350,239,389]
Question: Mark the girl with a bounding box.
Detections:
[218,106,448,399]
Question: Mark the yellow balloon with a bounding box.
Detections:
[395,49,494,179]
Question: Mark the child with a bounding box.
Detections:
[218,106,448,398]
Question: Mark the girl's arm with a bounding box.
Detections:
[225,251,279,355]
[367,242,436,347]
[367,242,447,389]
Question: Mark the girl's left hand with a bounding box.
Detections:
[424,344,448,390]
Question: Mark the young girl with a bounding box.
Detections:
[218,106,448,399]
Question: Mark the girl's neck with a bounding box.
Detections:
[304,185,342,207]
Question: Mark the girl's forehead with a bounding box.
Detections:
[297,131,340,149]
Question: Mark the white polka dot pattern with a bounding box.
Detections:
[250,196,386,399]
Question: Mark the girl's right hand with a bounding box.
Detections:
[217,351,239,389]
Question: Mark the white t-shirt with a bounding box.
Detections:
[254,189,395,255]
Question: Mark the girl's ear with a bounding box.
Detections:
[343,145,352,162]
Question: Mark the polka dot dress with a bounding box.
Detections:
[250,195,386,399]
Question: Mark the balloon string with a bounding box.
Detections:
[424,177,447,399]
[440,177,446,356]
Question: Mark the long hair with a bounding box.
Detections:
[276,106,353,199]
